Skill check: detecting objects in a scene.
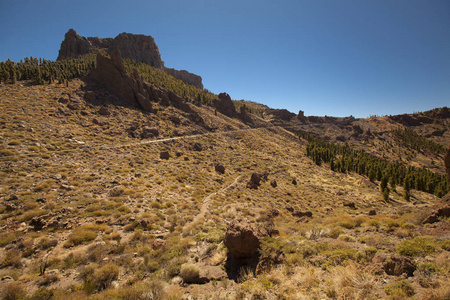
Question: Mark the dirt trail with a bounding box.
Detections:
[182,174,245,235]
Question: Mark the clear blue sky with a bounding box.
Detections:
[1,0,449,117]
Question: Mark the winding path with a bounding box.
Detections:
[182,174,245,235]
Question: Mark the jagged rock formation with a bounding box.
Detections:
[266,108,296,121]
[58,29,203,89]
[212,93,237,117]
[164,67,203,90]
[87,48,204,125]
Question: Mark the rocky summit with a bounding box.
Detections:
[0,29,449,299]
[58,29,204,89]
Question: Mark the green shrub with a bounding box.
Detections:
[93,262,120,290]
[180,263,200,283]
[397,236,440,257]
[29,288,55,300]
[2,250,22,268]
[1,282,26,300]
[64,226,98,247]
[385,279,414,298]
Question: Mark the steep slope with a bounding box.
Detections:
[0,37,449,299]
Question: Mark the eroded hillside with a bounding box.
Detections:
[0,52,449,299]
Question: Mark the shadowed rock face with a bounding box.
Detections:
[87,48,203,124]
[58,29,203,89]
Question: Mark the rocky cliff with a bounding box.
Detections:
[57,29,203,88]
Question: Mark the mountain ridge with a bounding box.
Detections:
[57,29,203,89]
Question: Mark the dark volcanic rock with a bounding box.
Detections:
[422,204,450,224]
[30,217,46,231]
[224,220,260,259]
[212,93,237,117]
[164,67,203,89]
[292,210,312,218]
[247,172,268,189]
[266,108,296,121]
[141,126,159,139]
[214,163,225,174]
[160,151,170,160]
[87,49,204,125]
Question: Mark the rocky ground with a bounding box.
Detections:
[0,72,449,299]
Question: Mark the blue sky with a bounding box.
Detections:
[1,0,449,117]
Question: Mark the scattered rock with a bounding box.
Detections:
[58,107,72,116]
[224,220,260,259]
[58,97,69,104]
[98,106,111,116]
[152,238,166,249]
[60,184,75,191]
[266,208,280,218]
[92,118,105,125]
[198,265,227,284]
[36,198,46,204]
[193,143,203,151]
[85,91,96,101]
[247,172,268,189]
[292,210,312,218]
[422,204,450,224]
[141,126,159,139]
[169,115,181,125]
[160,151,170,160]
[7,194,18,201]
[1,276,14,283]
[171,276,183,285]
[270,179,277,188]
[29,217,47,231]
[5,203,18,212]
[214,163,225,174]
[67,103,79,110]
[343,201,356,209]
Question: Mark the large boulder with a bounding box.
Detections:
[212,93,237,117]
[224,220,260,259]
[247,172,268,189]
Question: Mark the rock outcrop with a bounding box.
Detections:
[58,29,203,88]
[164,68,203,89]
[212,93,237,117]
[87,48,205,125]
[224,220,260,259]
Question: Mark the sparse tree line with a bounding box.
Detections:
[391,127,446,154]
[0,55,216,105]
[124,59,216,105]
[300,132,448,199]
[0,54,97,85]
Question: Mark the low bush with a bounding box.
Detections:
[180,263,200,283]
[64,225,99,248]
[1,281,26,300]
[397,236,440,257]
[385,279,415,298]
